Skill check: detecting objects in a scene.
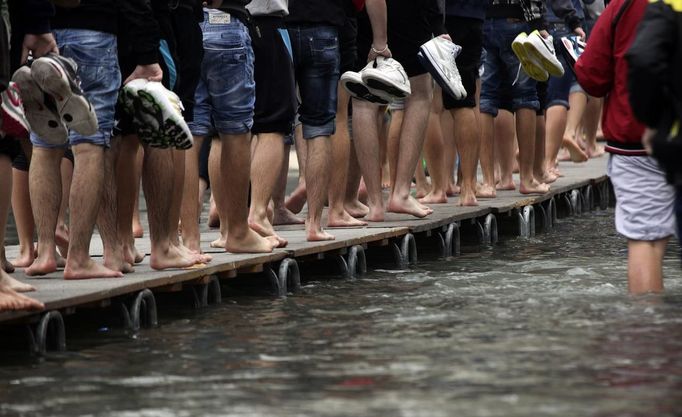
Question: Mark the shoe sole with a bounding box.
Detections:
[523,36,564,77]
[136,89,193,150]
[31,57,99,136]
[417,48,467,100]
[1,92,30,138]
[511,39,550,82]
[361,69,410,100]
[341,77,390,105]
[11,68,68,144]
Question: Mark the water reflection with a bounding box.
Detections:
[0,210,681,417]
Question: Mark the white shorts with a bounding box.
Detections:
[607,154,677,241]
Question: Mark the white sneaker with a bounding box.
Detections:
[418,37,467,100]
[121,80,193,150]
[1,82,31,138]
[559,35,586,70]
[523,30,564,77]
[360,56,411,100]
[11,66,68,144]
[340,68,390,105]
[30,53,99,136]
[511,32,549,82]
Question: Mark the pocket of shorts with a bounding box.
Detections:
[311,37,338,53]
[60,45,116,66]
[221,47,248,66]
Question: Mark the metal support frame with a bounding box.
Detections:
[483,214,498,245]
[278,258,301,293]
[570,189,583,216]
[517,206,536,238]
[120,289,158,332]
[346,245,367,278]
[583,185,594,212]
[27,311,66,355]
[190,275,222,308]
[392,233,417,268]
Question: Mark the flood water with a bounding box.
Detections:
[1,210,681,417]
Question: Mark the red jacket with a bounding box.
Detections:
[575,0,647,156]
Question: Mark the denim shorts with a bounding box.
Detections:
[546,26,576,109]
[189,9,255,137]
[288,25,340,140]
[31,29,120,149]
[480,19,539,117]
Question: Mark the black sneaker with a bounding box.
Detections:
[30,53,98,136]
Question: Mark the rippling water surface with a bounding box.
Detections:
[1,210,681,417]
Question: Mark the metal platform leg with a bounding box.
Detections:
[518,206,535,238]
[189,276,221,308]
[570,189,583,216]
[483,214,498,245]
[267,267,286,297]
[278,258,301,293]
[120,289,158,332]
[444,222,460,257]
[346,245,367,278]
[598,181,609,210]
[29,311,66,355]
[583,185,594,212]
[393,233,417,268]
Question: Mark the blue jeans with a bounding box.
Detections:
[480,19,539,117]
[31,29,120,149]
[287,25,340,139]
[546,25,576,109]
[189,9,255,136]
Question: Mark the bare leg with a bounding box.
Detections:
[351,99,385,222]
[11,168,35,267]
[219,132,278,251]
[344,143,369,218]
[442,110,459,197]
[116,135,144,265]
[208,140,228,248]
[248,133,289,245]
[55,157,72,258]
[272,145,304,225]
[132,147,144,238]
[494,110,516,191]
[328,85,366,227]
[628,239,669,294]
[387,109,402,194]
[0,156,15,273]
[478,112,497,198]
[285,125,307,214]
[533,113,555,184]
[26,148,61,276]
[379,111,391,189]
[451,106,480,206]
[583,96,605,158]
[420,91,448,204]
[64,143,123,279]
[99,138,133,274]
[180,136,205,252]
[304,133,334,241]
[0,269,43,312]
[516,109,549,194]
[387,74,434,218]
[566,91,587,147]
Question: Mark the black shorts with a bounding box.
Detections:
[171,6,203,123]
[0,139,21,162]
[354,11,372,71]
[251,16,297,136]
[0,13,9,92]
[443,16,483,110]
[536,81,548,116]
[387,0,433,78]
[339,15,358,74]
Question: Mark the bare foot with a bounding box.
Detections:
[3,273,36,292]
[446,183,460,197]
[365,205,385,222]
[55,251,66,268]
[496,179,516,191]
[345,200,369,218]
[537,170,558,184]
[476,183,497,198]
[586,143,605,159]
[226,229,278,253]
[64,258,124,280]
[55,224,69,258]
[25,251,58,276]
[458,191,479,207]
[0,271,43,312]
[103,252,134,274]
[327,209,368,228]
[563,137,589,163]
[306,222,335,242]
[387,194,432,218]
[132,220,144,239]
[210,234,227,249]
[357,179,369,205]
[150,244,198,270]
[175,243,211,265]
[273,207,305,225]
[519,179,550,195]
[415,184,431,200]
[285,184,307,214]
[550,166,564,178]
[123,243,146,265]
[12,245,35,268]
[248,216,288,248]
[419,190,448,204]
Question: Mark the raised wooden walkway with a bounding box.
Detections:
[0,158,611,353]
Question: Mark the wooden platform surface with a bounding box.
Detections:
[0,157,608,324]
